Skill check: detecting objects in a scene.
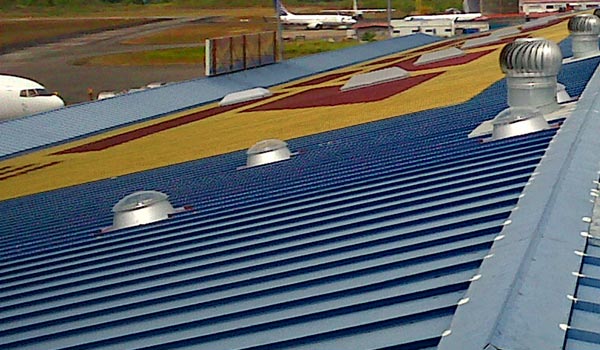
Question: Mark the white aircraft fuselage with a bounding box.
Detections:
[321,0,392,18]
[278,1,356,29]
[0,75,64,120]
[403,13,484,21]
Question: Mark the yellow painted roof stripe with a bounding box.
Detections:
[0,21,570,200]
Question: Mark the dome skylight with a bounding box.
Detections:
[245,139,293,168]
[107,190,178,231]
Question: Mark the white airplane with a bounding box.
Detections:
[0,75,64,120]
[277,0,357,30]
[321,0,392,19]
[403,12,485,21]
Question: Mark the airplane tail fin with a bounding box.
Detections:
[275,0,292,15]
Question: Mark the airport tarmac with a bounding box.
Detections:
[0,17,207,105]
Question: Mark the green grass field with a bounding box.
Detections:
[74,47,205,66]
[284,40,361,59]
[73,39,361,66]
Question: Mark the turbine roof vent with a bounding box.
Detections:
[491,107,551,141]
[245,139,294,168]
[499,38,562,77]
[569,14,600,35]
[110,190,176,231]
[567,14,600,61]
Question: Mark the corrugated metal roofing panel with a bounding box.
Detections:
[0,34,440,160]
[0,83,562,350]
[1,35,598,350]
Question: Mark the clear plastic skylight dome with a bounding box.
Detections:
[491,107,550,140]
[113,191,169,212]
[111,190,175,230]
[247,139,288,155]
[246,139,292,167]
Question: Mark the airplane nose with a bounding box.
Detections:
[50,95,65,108]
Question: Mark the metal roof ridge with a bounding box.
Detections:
[437,62,600,349]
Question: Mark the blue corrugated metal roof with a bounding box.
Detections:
[0,34,440,160]
[2,25,600,349]
[2,38,598,350]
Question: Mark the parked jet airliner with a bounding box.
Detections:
[403,12,484,21]
[321,0,392,19]
[277,0,357,30]
[0,75,64,120]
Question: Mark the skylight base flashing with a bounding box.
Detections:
[461,35,501,49]
[219,87,272,106]
[340,67,409,91]
[493,27,521,38]
[520,15,559,30]
[414,47,465,65]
